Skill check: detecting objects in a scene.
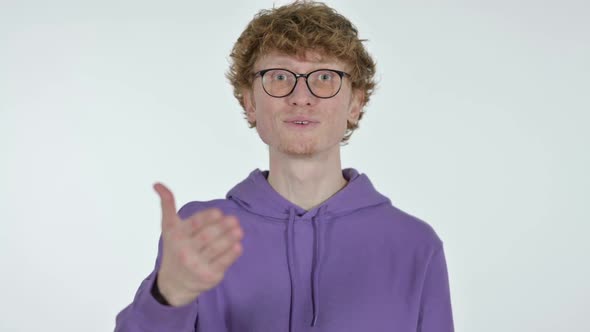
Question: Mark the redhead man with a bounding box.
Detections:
[115,1,454,331]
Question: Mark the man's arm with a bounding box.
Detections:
[114,236,199,332]
[417,245,455,332]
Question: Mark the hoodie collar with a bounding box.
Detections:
[226,168,390,221]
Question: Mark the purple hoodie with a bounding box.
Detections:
[115,168,454,331]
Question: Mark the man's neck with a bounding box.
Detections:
[267,149,348,211]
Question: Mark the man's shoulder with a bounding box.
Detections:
[378,203,444,249]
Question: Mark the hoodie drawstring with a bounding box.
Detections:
[311,205,327,327]
[287,208,297,332]
[286,206,328,331]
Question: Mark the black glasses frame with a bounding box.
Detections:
[253,68,350,99]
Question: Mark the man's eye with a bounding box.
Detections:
[271,72,290,81]
[319,73,333,81]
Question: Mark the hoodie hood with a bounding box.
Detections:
[226,168,390,330]
[226,168,390,220]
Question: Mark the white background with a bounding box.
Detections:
[1,0,588,331]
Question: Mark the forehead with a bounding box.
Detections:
[254,51,346,71]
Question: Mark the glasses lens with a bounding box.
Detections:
[262,69,296,97]
[308,70,342,98]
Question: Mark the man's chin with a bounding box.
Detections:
[276,142,319,158]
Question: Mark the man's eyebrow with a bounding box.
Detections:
[259,62,342,70]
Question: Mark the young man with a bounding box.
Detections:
[115,2,454,331]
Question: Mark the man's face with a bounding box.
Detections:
[243,51,363,157]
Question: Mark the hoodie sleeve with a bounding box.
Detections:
[114,235,199,332]
[417,245,455,332]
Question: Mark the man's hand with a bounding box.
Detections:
[153,182,244,307]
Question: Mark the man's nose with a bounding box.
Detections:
[287,77,315,105]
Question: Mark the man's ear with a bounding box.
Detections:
[348,89,365,125]
[242,88,256,124]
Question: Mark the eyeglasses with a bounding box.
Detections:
[253,68,350,99]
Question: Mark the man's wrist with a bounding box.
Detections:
[151,274,171,306]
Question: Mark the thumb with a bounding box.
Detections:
[153,182,179,231]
